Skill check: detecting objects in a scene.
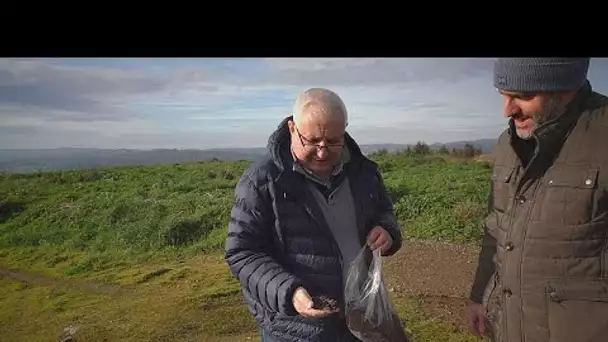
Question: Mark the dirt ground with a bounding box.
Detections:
[382,239,481,331]
[1,239,482,339]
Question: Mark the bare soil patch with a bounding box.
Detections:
[382,239,481,330]
[417,295,471,332]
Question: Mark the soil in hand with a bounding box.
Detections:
[346,307,409,342]
[311,296,339,311]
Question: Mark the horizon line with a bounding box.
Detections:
[0,138,498,151]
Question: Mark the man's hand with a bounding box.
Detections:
[466,301,489,337]
[367,226,393,254]
[292,287,338,318]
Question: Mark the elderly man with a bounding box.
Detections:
[225,88,403,342]
[467,58,608,342]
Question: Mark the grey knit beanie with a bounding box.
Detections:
[494,58,590,93]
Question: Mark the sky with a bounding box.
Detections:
[2,57,608,150]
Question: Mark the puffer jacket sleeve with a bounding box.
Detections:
[373,169,403,257]
[225,173,303,316]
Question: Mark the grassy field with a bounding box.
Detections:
[0,151,492,341]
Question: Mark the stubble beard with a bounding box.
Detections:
[516,96,566,140]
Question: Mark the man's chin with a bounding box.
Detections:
[516,128,535,140]
[308,162,333,174]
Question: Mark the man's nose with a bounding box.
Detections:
[503,96,519,118]
[316,145,329,159]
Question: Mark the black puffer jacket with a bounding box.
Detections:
[225,116,402,342]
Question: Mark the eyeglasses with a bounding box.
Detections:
[294,125,344,151]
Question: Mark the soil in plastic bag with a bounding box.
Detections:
[344,245,409,342]
[346,307,409,342]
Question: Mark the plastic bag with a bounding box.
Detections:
[344,245,409,342]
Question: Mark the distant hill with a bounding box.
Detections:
[0,139,496,174]
[0,148,268,174]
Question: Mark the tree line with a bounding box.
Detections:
[369,141,484,158]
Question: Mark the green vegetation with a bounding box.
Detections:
[0,160,249,277]
[0,144,492,341]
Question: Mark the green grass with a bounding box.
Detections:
[0,155,490,274]
[0,160,250,276]
[375,155,491,244]
[0,153,492,341]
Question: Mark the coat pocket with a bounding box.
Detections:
[538,165,599,227]
[546,279,608,342]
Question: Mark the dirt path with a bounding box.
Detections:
[0,266,133,295]
[383,239,481,331]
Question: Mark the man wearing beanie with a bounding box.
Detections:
[467,58,608,342]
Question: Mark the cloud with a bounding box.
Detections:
[0,125,267,150]
[2,57,606,150]
[0,57,504,149]
[0,59,218,122]
[261,58,495,86]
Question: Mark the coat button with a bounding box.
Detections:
[547,287,561,302]
[506,242,514,251]
[503,288,512,297]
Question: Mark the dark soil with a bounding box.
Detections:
[311,295,338,311]
[346,307,409,342]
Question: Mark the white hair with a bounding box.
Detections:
[292,88,348,128]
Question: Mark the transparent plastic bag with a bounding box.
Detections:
[344,245,409,342]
